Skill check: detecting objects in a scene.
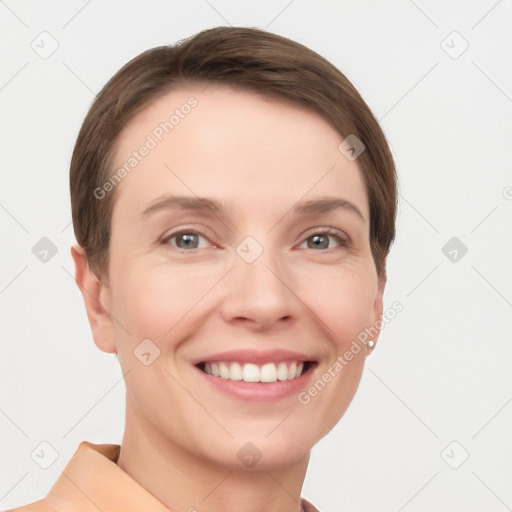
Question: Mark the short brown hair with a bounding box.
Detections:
[70,26,397,281]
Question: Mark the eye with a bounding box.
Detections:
[162,231,212,250]
[298,229,348,250]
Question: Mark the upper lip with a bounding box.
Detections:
[191,349,317,366]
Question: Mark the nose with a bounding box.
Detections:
[219,249,298,331]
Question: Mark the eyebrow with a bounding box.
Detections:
[294,197,365,220]
[141,195,365,221]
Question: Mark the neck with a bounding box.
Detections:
[116,399,309,512]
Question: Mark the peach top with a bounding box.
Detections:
[8,441,319,512]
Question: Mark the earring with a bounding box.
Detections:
[367,340,375,351]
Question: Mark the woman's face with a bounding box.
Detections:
[101,84,384,469]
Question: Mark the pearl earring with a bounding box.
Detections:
[367,340,375,350]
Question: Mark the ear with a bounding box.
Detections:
[369,275,386,353]
[71,244,116,354]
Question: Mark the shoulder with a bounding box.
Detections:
[4,497,58,512]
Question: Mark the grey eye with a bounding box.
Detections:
[176,233,199,249]
[301,231,346,250]
[164,231,210,250]
[307,234,330,249]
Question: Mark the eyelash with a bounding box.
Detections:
[161,227,349,252]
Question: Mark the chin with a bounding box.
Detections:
[197,428,316,471]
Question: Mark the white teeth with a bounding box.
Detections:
[277,362,288,381]
[287,361,297,380]
[219,362,230,379]
[210,362,220,377]
[229,362,243,381]
[202,361,306,382]
[242,363,260,382]
[260,363,277,383]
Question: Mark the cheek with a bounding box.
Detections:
[109,260,224,344]
[296,265,378,345]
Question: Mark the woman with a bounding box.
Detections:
[10,26,396,512]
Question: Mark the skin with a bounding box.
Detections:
[72,84,385,512]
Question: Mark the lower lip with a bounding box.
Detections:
[195,365,316,402]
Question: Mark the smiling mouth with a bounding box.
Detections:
[196,360,316,383]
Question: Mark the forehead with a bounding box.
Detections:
[110,84,369,224]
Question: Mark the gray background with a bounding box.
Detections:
[1,1,511,511]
